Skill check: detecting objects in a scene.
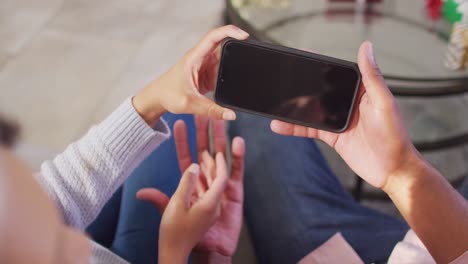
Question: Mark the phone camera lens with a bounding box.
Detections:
[221,78,225,82]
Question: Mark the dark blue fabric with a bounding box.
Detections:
[460,174,468,199]
[87,112,468,264]
[86,187,122,248]
[228,112,409,264]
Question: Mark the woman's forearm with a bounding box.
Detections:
[159,249,187,264]
[383,155,468,263]
[35,99,170,230]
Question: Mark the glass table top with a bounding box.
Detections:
[229,0,468,81]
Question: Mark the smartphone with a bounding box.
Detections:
[214,39,361,133]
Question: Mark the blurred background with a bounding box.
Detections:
[0,0,227,167]
[2,0,468,263]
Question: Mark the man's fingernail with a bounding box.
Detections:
[189,164,200,176]
[367,42,376,65]
[238,28,249,37]
[222,111,236,120]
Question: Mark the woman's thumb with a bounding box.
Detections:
[191,95,236,121]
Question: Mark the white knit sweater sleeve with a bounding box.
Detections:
[35,98,171,231]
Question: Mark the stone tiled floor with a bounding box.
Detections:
[1,1,467,263]
[1,0,225,152]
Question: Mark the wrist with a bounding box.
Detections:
[159,246,188,264]
[133,86,166,127]
[382,149,430,198]
[191,251,232,264]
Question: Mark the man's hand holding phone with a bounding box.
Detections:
[270,42,468,263]
[271,42,418,191]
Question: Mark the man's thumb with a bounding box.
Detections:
[357,41,393,108]
[136,188,170,215]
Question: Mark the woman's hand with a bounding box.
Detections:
[133,25,249,127]
[270,42,419,191]
[175,116,245,263]
[137,156,229,264]
[137,116,245,264]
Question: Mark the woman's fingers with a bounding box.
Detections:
[199,153,228,208]
[174,164,200,208]
[196,173,209,197]
[213,45,222,62]
[174,120,192,172]
[194,25,249,59]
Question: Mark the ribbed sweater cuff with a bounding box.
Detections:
[91,241,128,264]
[95,97,170,166]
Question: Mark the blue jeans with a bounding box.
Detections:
[228,113,410,264]
[87,112,467,264]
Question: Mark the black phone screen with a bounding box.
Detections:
[215,41,360,132]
